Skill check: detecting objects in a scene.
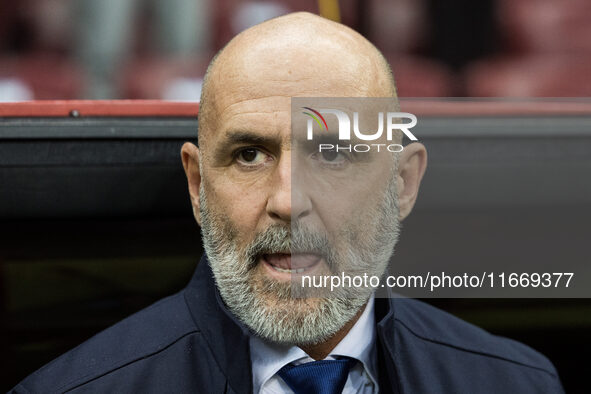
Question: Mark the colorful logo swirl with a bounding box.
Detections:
[302,107,328,131]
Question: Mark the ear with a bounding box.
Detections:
[396,142,427,221]
[181,142,202,225]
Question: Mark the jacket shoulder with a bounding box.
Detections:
[390,298,563,390]
[13,291,199,393]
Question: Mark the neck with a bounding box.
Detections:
[298,301,367,360]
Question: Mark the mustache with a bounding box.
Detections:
[244,224,336,269]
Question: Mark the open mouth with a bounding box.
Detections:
[262,253,322,275]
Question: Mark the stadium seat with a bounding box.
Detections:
[463,0,591,97]
[497,0,591,53]
[0,54,83,99]
[464,55,591,97]
[366,0,428,53]
[385,54,455,97]
[121,55,213,100]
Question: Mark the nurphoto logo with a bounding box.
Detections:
[302,106,418,153]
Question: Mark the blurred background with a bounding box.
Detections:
[2,0,591,101]
[2,1,591,393]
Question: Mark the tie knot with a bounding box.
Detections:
[278,358,357,394]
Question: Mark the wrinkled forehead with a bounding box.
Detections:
[200,17,395,150]
[215,46,383,109]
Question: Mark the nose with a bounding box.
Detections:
[266,152,312,222]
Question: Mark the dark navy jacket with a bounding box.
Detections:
[12,256,564,393]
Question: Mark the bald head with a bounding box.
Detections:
[198,12,397,146]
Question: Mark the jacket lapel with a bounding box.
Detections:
[376,296,402,394]
[184,255,253,394]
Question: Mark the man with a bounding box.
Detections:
[12,12,563,394]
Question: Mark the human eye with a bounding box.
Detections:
[310,149,349,168]
[234,147,271,168]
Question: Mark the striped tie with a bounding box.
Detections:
[277,358,357,394]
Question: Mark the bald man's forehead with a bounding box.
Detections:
[200,12,395,143]
[218,50,372,96]
[212,44,390,107]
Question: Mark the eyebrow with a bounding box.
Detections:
[213,130,283,158]
[293,132,341,150]
[224,130,280,146]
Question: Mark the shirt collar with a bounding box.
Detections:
[249,294,378,394]
[331,294,378,385]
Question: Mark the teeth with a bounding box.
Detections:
[271,265,306,274]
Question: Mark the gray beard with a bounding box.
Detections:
[199,169,400,345]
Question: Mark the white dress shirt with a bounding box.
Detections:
[250,295,378,394]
